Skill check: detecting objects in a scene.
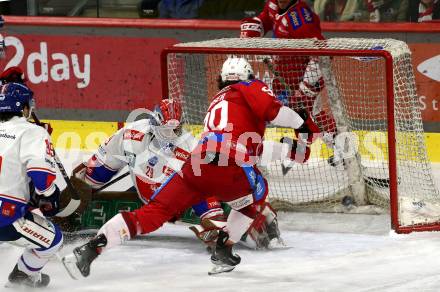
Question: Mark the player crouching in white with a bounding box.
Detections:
[0,83,63,288]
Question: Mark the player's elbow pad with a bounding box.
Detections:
[270,106,304,129]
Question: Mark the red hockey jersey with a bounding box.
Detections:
[258,0,324,40]
[199,80,282,164]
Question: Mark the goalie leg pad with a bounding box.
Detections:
[225,209,254,243]
[245,202,284,249]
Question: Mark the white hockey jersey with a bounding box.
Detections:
[85,118,198,204]
[0,117,57,226]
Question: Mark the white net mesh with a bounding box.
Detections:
[165,38,440,231]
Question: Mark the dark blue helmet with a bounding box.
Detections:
[0,82,34,113]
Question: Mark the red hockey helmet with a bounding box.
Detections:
[0,67,27,84]
[155,98,182,126]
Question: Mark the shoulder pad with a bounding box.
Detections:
[26,122,50,139]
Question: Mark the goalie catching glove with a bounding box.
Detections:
[240,17,264,38]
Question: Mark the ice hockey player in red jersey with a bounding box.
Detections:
[68,96,284,250]
[62,57,320,277]
[241,0,337,146]
[71,98,228,245]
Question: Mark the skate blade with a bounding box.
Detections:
[61,254,83,280]
[4,281,38,289]
[208,264,235,275]
[4,281,19,288]
[267,238,290,250]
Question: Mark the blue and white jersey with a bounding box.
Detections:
[0,117,57,227]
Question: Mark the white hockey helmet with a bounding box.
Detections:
[220,57,254,82]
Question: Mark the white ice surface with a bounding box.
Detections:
[2,160,440,291]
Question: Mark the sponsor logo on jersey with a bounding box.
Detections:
[301,7,313,23]
[44,158,56,168]
[148,156,159,167]
[125,152,136,168]
[227,194,253,210]
[0,132,16,140]
[22,226,51,245]
[162,166,174,177]
[174,147,190,161]
[123,129,145,141]
[98,145,107,156]
[1,201,16,217]
[289,10,302,30]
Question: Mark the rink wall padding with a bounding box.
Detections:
[1,16,440,159]
[45,119,440,163]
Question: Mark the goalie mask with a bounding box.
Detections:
[152,98,183,141]
[220,57,254,82]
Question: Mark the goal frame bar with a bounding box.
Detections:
[160,45,423,233]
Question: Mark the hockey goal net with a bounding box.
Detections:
[161,37,440,233]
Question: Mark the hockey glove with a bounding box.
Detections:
[240,17,264,38]
[30,186,60,217]
[295,109,321,145]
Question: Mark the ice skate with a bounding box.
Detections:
[62,234,107,279]
[5,264,50,288]
[208,231,240,275]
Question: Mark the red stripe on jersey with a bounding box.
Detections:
[46,174,56,190]
[27,167,56,175]
[135,175,158,204]
[0,194,28,203]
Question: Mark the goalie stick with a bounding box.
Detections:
[31,112,81,217]
[263,57,310,175]
[92,171,130,194]
[262,58,391,188]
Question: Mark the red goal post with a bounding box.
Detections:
[160,38,440,234]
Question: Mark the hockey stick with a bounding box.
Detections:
[262,57,308,175]
[92,171,130,194]
[263,58,391,188]
[31,112,81,217]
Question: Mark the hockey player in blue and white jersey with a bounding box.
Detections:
[0,82,63,288]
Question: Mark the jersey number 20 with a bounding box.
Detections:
[204,100,229,131]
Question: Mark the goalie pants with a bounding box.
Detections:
[126,160,268,235]
[0,211,63,275]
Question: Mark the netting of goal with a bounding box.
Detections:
[161,37,440,233]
